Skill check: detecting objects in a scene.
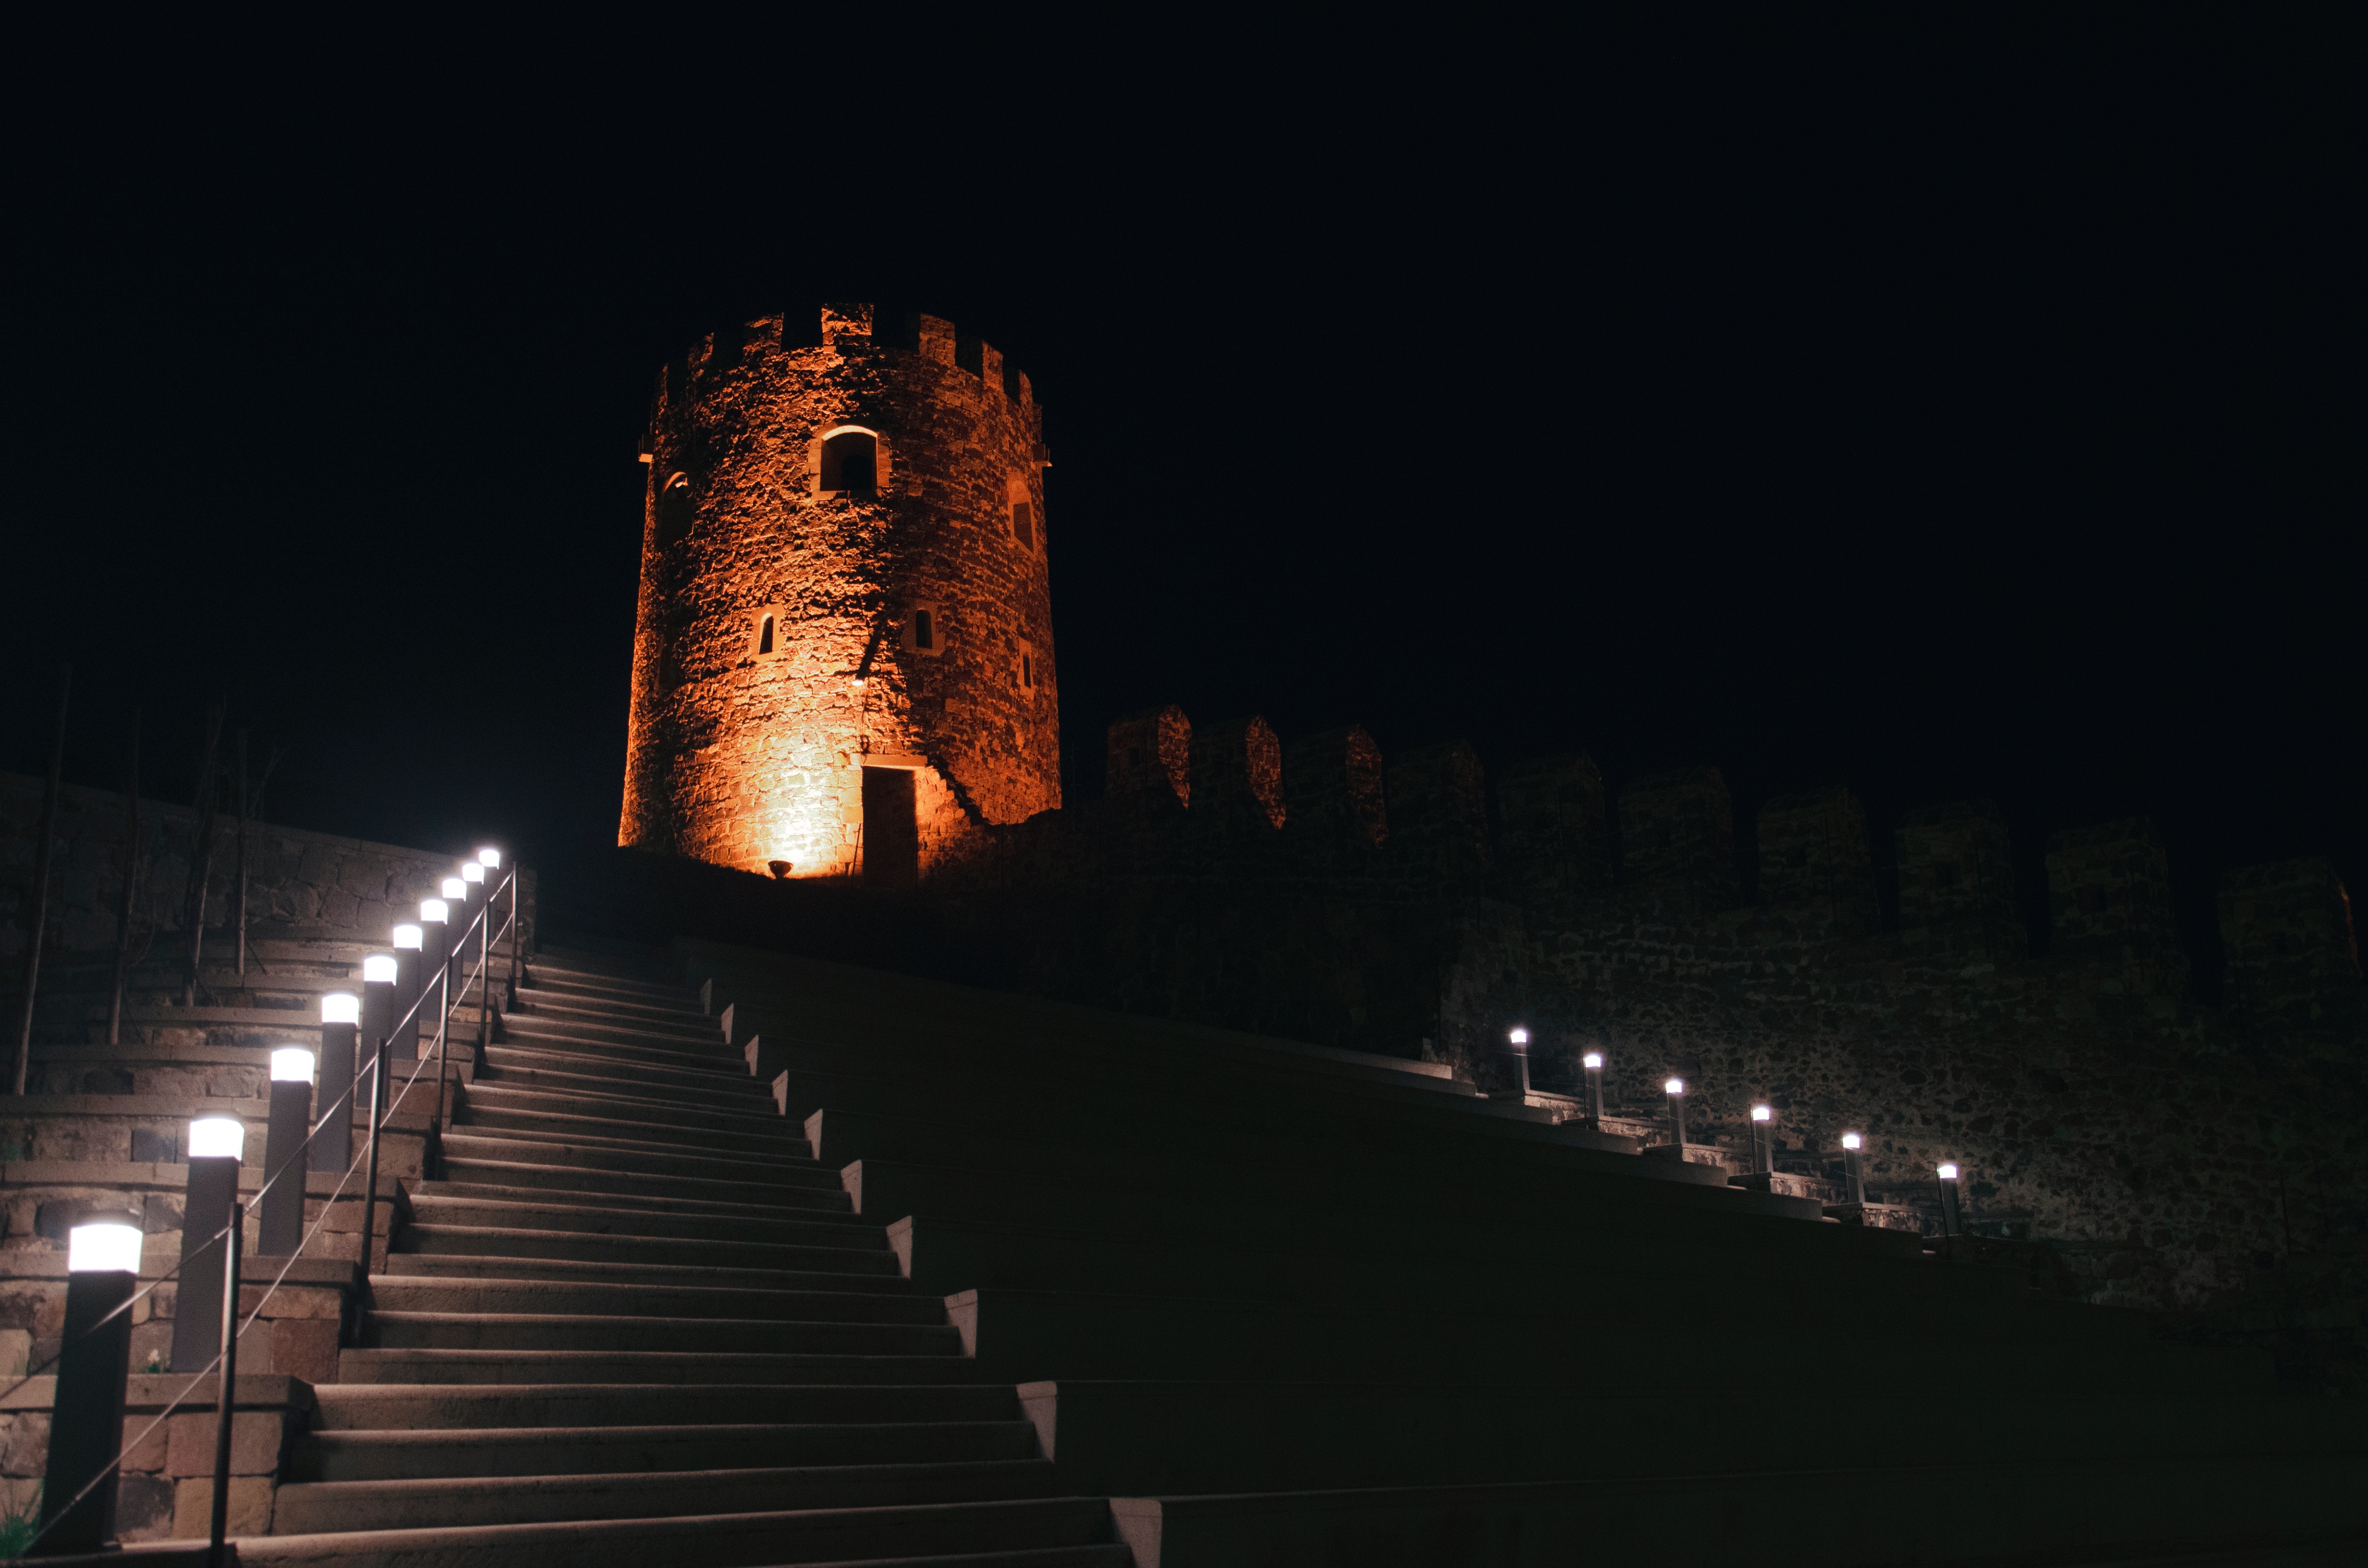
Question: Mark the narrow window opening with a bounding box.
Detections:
[1011,501,1034,546]
[914,610,934,650]
[819,431,877,495]
[1021,653,1034,690]
[757,614,775,655]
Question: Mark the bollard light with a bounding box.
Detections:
[1581,1051,1605,1121]
[393,923,423,952]
[420,898,448,925]
[461,860,484,884]
[319,992,359,1026]
[174,1119,243,1372]
[259,1047,315,1255]
[1506,1028,1530,1098]
[1841,1132,1867,1204]
[1664,1077,1687,1150]
[1936,1162,1963,1237]
[66,1218,142,1275]
[363,955,397,984]
[1749,1102,1775,1176]
[477,846,501,868]
[46,1207,144,1551]
[441,876,466,900]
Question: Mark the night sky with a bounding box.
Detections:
[6,38,2355,995]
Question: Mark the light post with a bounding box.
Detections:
[41,1208,143,1552]
[172,1117,243,1373]
[477,847,516,1008]
[1749,1103,1775,1176]
[391,921,424,1065]
[1936,1162,1963,1237]
[1582,1051,1605,1121]
[1507,1028,1530,1100]
[258,1043,316,1256]
[314,980,368,1176]
[1841,1132,1867,1204]
[418,898,450,1056]
[1664,1077,1687,1151]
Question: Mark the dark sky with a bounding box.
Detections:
[5,33,2356,994]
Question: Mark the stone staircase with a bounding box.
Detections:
[246,945,1128,1566]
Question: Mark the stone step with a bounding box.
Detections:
[364,1310,962,1356]
[309,1380,1020,1431]
[417,1176,845,1221]
[502,1010,733,1058]
[516,993,720,1042]
[379,1250,904,1293]
[367,1274,937,1323]
[506,982,710,1027]
[271,1456,1061,1533]
[494,1018,747,1075]
[291,1418,1038,1481]
[461,1084,803,1146]
[335,1347,976,1385]
[439,1128,829,1188]
[476,1054,776,1110]
[393,1222,884,1273]
[476,1042,743,1103]
[436,1152,851,1209]
[236,1496,1123,1568]
[409,1191,855,1238]
[459,1099,814,1160]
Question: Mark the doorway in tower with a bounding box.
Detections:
[860,767,920,887]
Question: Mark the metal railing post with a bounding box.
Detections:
[358,1040,387,1280]
[477,899,492,1054]
[506,870,520,1008]
[208,1196,244,1567]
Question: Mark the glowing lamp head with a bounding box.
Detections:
[1582,1052,1603,1071]
[271,1047,317,1084]
[1937,1162,1960,1181]
[477,847,501,868]
[321,992,360,1025]
[1664,1077,1685,1096]
[1841,1132,1863,1151]
[1508,1028,1529,1047]
[187,1116,245,1160]
[461,861,485,884]
[420,899,448,924]
[441,877,467,900]
[362,954,397,984]
[393,923,423,950]
[68,1218,144,1274]
[1751,1104,1773,1123]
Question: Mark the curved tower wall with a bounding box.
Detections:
[619,303,1060,878]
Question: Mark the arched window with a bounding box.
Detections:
[1007,474,1036,548]
[819,430,877,495]
[655,472,694,548]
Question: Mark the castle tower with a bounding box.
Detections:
[619,303,1060,881]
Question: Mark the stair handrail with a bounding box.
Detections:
[11,860,519,1566]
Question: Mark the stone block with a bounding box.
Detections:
[116,1471,177,1543]
[166,1409,283,1477]
[271,1317,340,1385]
[0,1326,28,1377]
[0,1410,48,1475]
[173,1473,273,1538]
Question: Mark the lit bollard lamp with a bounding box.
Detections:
[1749,1103,1775,1176]
[1841,1132,1867,1205]
[1664,1077,1687,1150]
[1581,1051,1605,1122]
[417,899,451,1053]
[1506,1027,1530,1100]
[391,921,425,1066]
[477,847,515,1007]
[259,1043,317,1256]
[41,1208,144,1552]
[173,1116,245,1373]
[1936,1162,1963,1237]
[313,980,370,1175]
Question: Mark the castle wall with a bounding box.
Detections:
[619,304,1059,878]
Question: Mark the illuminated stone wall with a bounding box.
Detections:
[619,303,1060,878]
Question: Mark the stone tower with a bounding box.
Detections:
[619,303,1059,881]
